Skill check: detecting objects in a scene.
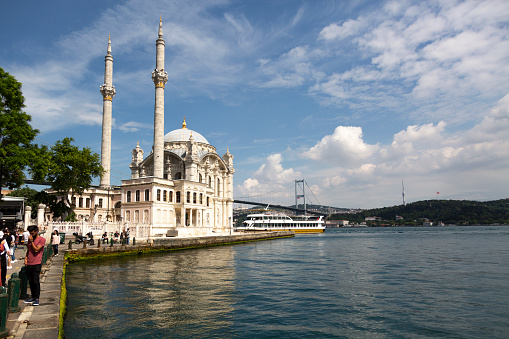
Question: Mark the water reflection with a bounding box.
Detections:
[65,247,236,338]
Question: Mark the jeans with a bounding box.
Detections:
[25,264,42,299]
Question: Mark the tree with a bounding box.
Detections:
[46,137,103,219]
[0,68,48,191]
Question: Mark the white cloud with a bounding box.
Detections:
[310,0,509,124]
[303,126,379,166]
[319,19,365,40]
[253,153,301,183]
[118,121,153,133]
[235,153,302,200]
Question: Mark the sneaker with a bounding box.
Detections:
[12,260,17,263]
[7,266,12,269]
[55,254,58,257]
[23,298,35,304]
[32,299,39,306]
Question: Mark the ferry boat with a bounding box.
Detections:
[237,212,325,233]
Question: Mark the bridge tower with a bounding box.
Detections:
[295,179,306,214]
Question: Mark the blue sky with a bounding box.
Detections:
[1,0,508,208]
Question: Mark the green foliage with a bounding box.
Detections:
[329,199,509,225]
[0,68,47,189]
[46,137,103,214]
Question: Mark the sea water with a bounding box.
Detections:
[64,226,509,338]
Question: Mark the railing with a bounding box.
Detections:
[46,221,151,239]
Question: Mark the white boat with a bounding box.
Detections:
[237,212,325,233]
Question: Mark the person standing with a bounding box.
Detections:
[126,228,130,245]
[11,230,17,263]
[22,229,29,259]
[51,230,59,256]
[23,225,46,306]
[5,231,12,269]
[0,235,10,286]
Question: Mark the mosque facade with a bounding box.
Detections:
[116,19,235,236]
[45,19,234,237]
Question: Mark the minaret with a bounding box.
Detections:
[151,17,168,178]
[402,180,406,205]
[100,35,115,188]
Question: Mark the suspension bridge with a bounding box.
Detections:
[234,179,324,216]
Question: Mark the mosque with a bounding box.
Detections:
[46,19,235,237]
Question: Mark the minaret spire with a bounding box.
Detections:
[100,35,116,188]
[152,18,168,178]
[107,34,112,55]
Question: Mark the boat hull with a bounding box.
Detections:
[236,227,325,233]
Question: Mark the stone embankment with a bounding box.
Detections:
[66,231,294,261]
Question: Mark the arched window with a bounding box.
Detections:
[200,193,203,204]
[144,189,150,201]
[163,190,167,202]
[169,191,173,202]
[135,190,140,202]
[134,210,140,222]
[143,210,149,223]
[199,173,203,183]
[206,196,210,207]
[176,191,181,203]
[79,197,83,208]
[126,191,131,202]
[174,172,181,180]
[125,210,131,222]
[99,198,103,208]
[157,189,161,201]
[193,192,197,204]
[86,198,90,208]
[186,191,191,203]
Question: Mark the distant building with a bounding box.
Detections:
[365,216,381,221]
[325,220,349,228]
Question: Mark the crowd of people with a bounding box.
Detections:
[0,228,26,286]
[0,226,46,307]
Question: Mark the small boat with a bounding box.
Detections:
[236,212,325,233]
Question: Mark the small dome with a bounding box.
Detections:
[164,118,209,144]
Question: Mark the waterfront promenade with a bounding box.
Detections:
[5,231,293,338]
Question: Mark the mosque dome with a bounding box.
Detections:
[164,118,209,144]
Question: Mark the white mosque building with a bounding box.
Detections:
[47,19,235,238]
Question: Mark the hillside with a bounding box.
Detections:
[328,199,509,225]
